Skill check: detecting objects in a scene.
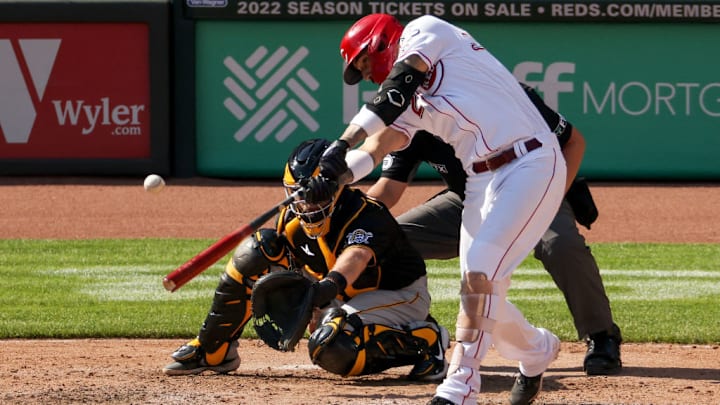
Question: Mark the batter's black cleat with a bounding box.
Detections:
[426,396,456,405]
[509,372,544,405]
[584,326,622,376]
[163,338,240,376]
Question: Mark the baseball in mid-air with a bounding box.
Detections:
[143,174,165,193]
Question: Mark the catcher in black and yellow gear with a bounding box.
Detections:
[163,138,450,382]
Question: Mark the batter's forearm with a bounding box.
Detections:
[343,128,409,184]
[339,124,368,148]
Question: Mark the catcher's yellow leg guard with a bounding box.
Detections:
[231,228,287,279]
[308,307,355,375]
[200,227,290,354]
[197,271,253,354]
[308,308,440,377]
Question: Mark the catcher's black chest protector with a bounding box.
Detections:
[282,188,426,294]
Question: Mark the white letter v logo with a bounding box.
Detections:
[0,39,60,143]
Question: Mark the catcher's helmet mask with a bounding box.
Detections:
[283,139,342,239]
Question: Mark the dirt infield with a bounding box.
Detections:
[1,177,719,405]
[3,339,718,405]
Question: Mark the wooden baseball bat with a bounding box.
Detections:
[162,189,302,292]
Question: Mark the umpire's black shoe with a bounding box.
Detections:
[509,372,544,405]
[426,396,456,405]
[584,326,622,376]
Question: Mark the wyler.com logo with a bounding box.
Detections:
[0,23,150,159]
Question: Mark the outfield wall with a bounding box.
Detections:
[1,1,718,180]
[187,1,720,180]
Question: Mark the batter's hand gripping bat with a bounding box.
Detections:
[162,189,303,292]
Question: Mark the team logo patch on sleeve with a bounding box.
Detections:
[382,155,394,170]
[346,229,374,245]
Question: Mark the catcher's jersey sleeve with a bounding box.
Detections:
[336,193,426,292]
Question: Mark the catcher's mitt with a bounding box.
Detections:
[251,270,314,352]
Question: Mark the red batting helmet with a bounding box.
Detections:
[340,13,404,85]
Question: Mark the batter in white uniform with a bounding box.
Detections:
[303,14,567,405]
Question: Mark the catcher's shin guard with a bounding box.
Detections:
[308,307,356,375]
[199,227,287,353]
[197,271,253,353]
[308,308,441,377]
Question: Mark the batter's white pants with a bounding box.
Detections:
[435,131,566,405]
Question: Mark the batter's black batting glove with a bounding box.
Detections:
[319,140,350,181]
[300,176,338,205]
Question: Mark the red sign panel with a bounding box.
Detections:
[0,23,150,158]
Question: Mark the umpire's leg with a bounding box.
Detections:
[396,190,462,260]
[534,200,615,339]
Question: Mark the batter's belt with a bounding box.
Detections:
[472,138,542,173]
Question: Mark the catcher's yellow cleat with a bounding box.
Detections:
[162,339,240,376]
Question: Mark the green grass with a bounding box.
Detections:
[1,240,718,344]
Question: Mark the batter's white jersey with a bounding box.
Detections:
[391,15,555,175]
[362,15,568,404]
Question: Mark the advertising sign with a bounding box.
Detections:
[184,0,720,22]
[480,23,720,179]
[0,23,150,159]
[195,20,719,179]
[195,21,349,177]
